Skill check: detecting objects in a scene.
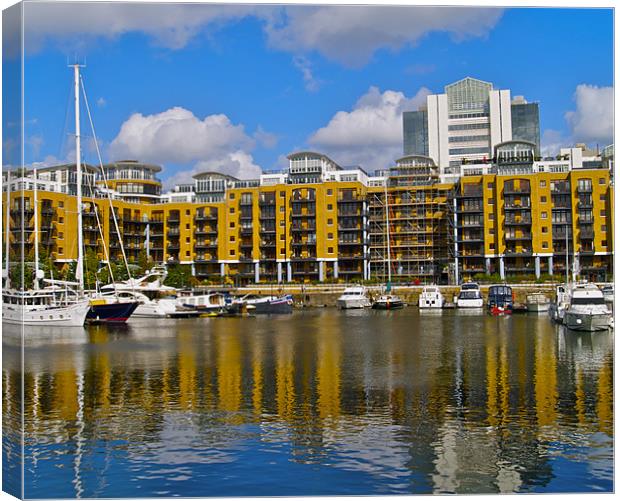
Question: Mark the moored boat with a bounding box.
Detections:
[549,284,570,323]
[487,285,513,314]
[372,294,404,310]
[337,286,372,309]
[563,283,611,332]
[526,292,550,313]
[418,286,444,309]
[230,294,293,314]
[456,283,483,308]
[2,289,91,327]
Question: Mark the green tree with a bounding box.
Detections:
[163,264,194,288]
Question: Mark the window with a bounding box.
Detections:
[280,249,285,254]
[328,233,333,239]
[230,222,235,228]
[602,240,608,247]
[541,196,547,203]
[541,212,548,219]
[489,228,495,235]
[600,194,606,201]
[489,243,495,251]
[59,217,64,224]
[600,210,606,217]
[186,237,190,243]
[186,224,190,229]
[542,242,549,249]
[488,198,494,205]
[540,180,546,188]
[328,218,333,225]
[230,236,235,242]
[328,247,333,253]
[489,213,494,220]
[601,225,607,232]
[58,247,63,254]
[59,201,64,208]
[280,234,285,241]
[280,206,284,212]
[229,193,235,200]
[58,232,64,239]
[280,220,285,226]
[186,210,190,215]
[542,226,548,234]
[327,204,333,210]
[186,251,190,257]
[327,189,333,196]
[230,207,235,214]
[599,178,606,185]
[487,183,493,189]
[230,249,236,256]
[280,191,285,197]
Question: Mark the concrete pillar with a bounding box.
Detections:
[548,256,553,275]
[254,262,260,283]
[277,262,283,283]
[286,261,292,282]
[535,256,541,279]
[454,257,459,285]
[220,263,225,277]
[319,260,324,282]
[499,257,505,280]
[485,257,491,275]
[191,263,196,276]
[334,261,339,279]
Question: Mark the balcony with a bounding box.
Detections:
[457,189,483,199]
[504,217,532,226]
[456,205,483,213]
[338,240,363,246]
[240,227,253,236]
[195,213,218,222]
[291,211,316,218]
[167,242,180,250]
[577,185,593,194]
[292,240,317,247]
[504,203,531,210]
[505,233,532,241]
[503,186,531,195]
[166,217,180,224]
[167,228,180,236]
[579,228,594,239]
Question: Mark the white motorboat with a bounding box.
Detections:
[563,283,611,332]
[2,289,90,327]
[456,283,483,308]
[113,290,178,318]
[549,284,570,323]
[601,284,614,303]
[418,286,444,309]
[336,286,372,309]
[526,292,550,313]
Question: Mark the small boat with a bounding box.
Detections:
[563,283,612,332]
[549,284,570,323]
[372,294,404,310]
[336,286,372,309]
[230,294,293,314]
[418,286,444,309]
[487,285,513,314]
[526,292,550,313]
[112,290,179,318]
[456,283,483,308]
[178,292,227,313]
[601,284,614,303]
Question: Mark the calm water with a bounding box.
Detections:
[2,309,614,497]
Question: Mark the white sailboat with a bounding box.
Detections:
[2,166,90,327]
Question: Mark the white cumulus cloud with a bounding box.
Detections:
[109,106,263,188]
[565,84,614,146]
[308,86,431,170]
[264,6,503,67]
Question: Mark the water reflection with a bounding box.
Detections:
[2,310,614,497]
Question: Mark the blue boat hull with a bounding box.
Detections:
[87,301,139,324]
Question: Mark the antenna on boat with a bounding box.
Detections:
[4,169,11,289]
[33,164,40,289]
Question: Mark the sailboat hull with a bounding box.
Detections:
[87,302,139,324]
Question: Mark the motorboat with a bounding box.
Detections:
[2,288,90,327]
[113,290,178,318]
[487,285,513,314]
[456,283,483,308]
[549,284,570,323]
[336,286,372,309]
[418,286,444,309]
[372,294,404,310]
[601,284,614,304]
[229,294,293,314]
[563,283,612,332]
[526,292,550,313]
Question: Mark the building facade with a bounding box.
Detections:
[2,145,613,285]
[403,77,541,174]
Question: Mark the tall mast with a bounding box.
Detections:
[33,165,39,289]
[384,181,392,285]
[4,169,11,289]
[72,63,84,290]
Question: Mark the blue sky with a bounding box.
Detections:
[3,2,614,188]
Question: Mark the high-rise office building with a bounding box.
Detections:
[403,77,540,171]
